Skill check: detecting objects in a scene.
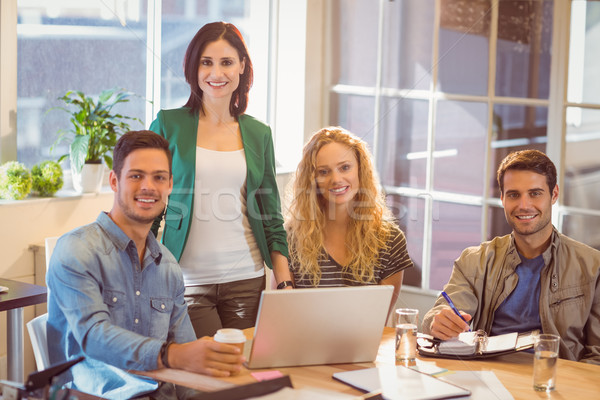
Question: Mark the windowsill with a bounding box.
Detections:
[0,167,294,206]
[0,186,113,206]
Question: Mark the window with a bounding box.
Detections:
[17,1,148,168]
[562,1,600,247]
[11,0,271,171]
[327,0,600,291]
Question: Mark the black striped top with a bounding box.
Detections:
[290,226,413,287]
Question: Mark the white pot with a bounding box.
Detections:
[73,163,104,193]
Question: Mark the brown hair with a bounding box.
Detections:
[113,130,172,178]
[496,149,557,194]
[183,21,253,117]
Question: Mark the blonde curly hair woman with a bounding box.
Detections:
[285,127,413,315]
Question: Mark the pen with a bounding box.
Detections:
[441,291,471,332]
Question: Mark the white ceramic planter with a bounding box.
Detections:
[72,163,104,193]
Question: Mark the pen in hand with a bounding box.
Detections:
[441,291,471,332]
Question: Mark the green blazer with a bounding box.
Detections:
[150,108,288,269]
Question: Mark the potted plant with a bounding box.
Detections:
[53,87,142,193]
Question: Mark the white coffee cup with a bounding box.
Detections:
[214,328,246,353]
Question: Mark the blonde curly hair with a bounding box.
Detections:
[285,127,396,286]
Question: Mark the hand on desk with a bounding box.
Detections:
[430,306,472,340]
[168,337,245,377]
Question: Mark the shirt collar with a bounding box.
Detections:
[543,227,560,266]
[508,226,559,266]
[96,212,163,265]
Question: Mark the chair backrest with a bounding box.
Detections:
[27,313,49,371]
[31,237,58,371]
[45,236,59,271]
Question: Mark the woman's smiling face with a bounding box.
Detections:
[197,39,245,102]
[315,142,360,208]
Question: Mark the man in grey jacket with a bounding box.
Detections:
[423,150,600,364]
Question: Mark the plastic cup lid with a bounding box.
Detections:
[214,328,246,344]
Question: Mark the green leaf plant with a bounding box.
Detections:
[52,88,143,173]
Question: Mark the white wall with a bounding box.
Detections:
[0,192,113,379]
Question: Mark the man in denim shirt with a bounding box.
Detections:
[47,131,244,399]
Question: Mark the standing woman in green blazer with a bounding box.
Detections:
[150,22,293,338]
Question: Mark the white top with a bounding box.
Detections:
[178,147,264,285]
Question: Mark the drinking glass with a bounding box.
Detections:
[395,308,419,362]
[533,334,560,391]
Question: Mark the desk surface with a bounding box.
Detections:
[0,278,47,311]
[138,327,600,399]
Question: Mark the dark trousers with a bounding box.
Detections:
[185,275,265,338]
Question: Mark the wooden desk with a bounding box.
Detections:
[138,327,600,399]
[0,278,47,383]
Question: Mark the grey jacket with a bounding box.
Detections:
[423,228,600,364]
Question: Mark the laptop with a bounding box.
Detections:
[246,285,393,369]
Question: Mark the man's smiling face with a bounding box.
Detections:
[501,169,558,238]
[110,148,172,226]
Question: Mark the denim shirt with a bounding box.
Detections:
[47,212,196,399]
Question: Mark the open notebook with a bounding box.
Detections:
[418,329,538,359]
[246,286,393,369]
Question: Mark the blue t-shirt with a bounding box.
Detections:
[491,253,545,335]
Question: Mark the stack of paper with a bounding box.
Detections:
[438,331,478,356]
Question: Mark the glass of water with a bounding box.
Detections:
[395,308,419,362]
[533,334,560,391]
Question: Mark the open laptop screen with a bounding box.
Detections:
[246,285,393,369]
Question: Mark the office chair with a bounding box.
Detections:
[25,236,58,371]
[27,313,50,371]
[44,236,59,271]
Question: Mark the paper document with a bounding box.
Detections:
[333,365,470,400]
[408,359,449,376]
[516,333,536,350]
[485,332,518,353]
[439,371,513,400]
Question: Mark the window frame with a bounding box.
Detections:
[0,0,18,163]
[325,0,600,292]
